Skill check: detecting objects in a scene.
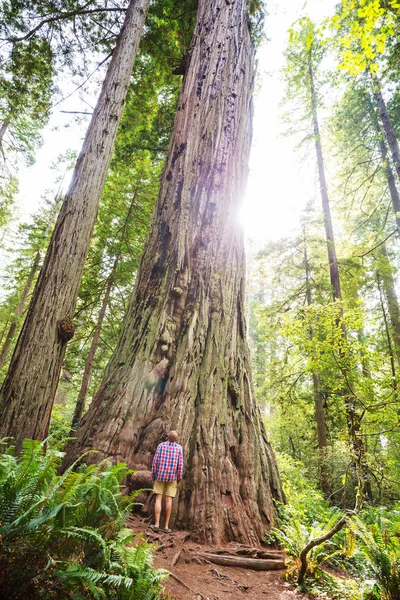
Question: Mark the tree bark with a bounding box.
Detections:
[371,72,400,183]
[64,0,283,545]
[0,0,150,449]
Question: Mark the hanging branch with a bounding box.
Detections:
[2,8,127,42]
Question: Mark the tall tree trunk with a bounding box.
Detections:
[377,276,397,395]
[0,0,150,449]
[378,243,400,365]
[371,72,400,183]
[309,63,341,303]
[308,53,369,502]
[70,267,114,432]
[303,228,329,496]
[0,250,41,371]
[0,121,9,144]
[64,0,283,545]
[379,138,400,234]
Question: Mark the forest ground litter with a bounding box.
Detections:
[128,515,318,600]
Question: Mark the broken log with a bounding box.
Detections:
[197,553,286,571]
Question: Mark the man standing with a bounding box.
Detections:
[150,430,183,533]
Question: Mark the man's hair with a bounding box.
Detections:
[168,430,179,442]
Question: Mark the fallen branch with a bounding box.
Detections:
[297,516,347,585]
[198,552,285,571]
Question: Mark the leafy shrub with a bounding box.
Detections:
[349,512,400,600]
[0,439,168,600]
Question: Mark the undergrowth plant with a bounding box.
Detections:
[349,511,400,600]
[0,439,168,600]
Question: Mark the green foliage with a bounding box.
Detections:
[350,510,400,600]
[0,439,168,600]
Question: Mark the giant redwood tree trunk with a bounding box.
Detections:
[64,0,283,544]
[0,0,150,449]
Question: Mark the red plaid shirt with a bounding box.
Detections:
[151,441,184,482]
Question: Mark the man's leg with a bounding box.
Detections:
[154,494,162,527]
[164,495,172,529]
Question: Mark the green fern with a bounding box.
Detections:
[0,439,168,600]
[349,516,400,600]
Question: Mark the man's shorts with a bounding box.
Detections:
[153,480,178,497]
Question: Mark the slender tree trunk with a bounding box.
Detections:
[378,244,400,365]
[71,186,141,430]
[303,229,329,496]
[377,276,397,395]
[309,53,369,501]
[0,251,41,371]
[0,121,9,144]
[64,0,283,545]
[70,269,114,431]
[371,72,400,183]
[0,0,150,449]
[379,138,400,234]
[308,63,341,303]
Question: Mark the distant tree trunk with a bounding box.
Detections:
[308,52,370,501]
[371,72,400,183]
[378,244,400,365]
[64,0,283,545]
[303,228,329,496]
[0,0,150,449]
[0,251,41,371]
[377,276,397,395]
[379,138,400,234]
[70,271,114,432]
[0,121,9,144]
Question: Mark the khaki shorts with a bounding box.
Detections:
[153,480,178,497]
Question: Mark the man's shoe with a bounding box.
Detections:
[149,524,159,532]
[163,527,172,533]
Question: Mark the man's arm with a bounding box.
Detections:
[151,445,160,480]
[177,447,183,483]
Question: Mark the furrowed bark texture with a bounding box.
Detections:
[0,0,150,448]
[65,0,283,544]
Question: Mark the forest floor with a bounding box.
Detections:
[127,515,316,600]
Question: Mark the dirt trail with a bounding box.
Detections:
[128,516,313,600]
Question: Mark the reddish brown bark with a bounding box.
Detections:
[64,0,283,544]
[0,0,150,449]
